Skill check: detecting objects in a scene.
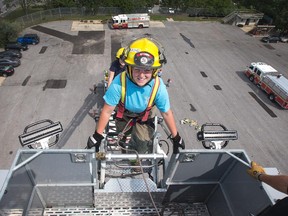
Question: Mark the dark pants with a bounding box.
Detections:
[258,197,288,216]
[115,107,156,153]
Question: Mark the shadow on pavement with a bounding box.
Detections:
[56,83,105,148]
[32,25,105,54]
[235,70,280,111]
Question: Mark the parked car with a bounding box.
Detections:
[0,50,22,58]
[147,7,153,13]
[5,42,28,51]
[17,33,40,45]
[261,36,281,43]
[280,36,288,43]
[168,8,175,14]
[0,57,21,67]
[0,65,14,77]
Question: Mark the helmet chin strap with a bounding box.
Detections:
[153,68,159,77]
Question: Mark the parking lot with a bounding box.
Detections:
[0,20,288,175]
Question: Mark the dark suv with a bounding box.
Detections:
[261,36,281,43]
[17,34,40,45]
[5,42,28,51]
[0,50,22,58]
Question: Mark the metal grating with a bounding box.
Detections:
[0,209,23,216]
[39,186,94,207]
[43,203,210,215]
[94,192,165,209]
[102,178,157,192]
[28,208,44,216]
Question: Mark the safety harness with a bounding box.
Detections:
[116,72,160,122]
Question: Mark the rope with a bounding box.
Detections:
[113,118,161,216]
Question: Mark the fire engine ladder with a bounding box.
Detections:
[96,112,169,189]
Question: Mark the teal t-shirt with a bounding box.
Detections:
[104,73,170,113]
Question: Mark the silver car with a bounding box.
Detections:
[280,36,288,43]
[0,57,21,67]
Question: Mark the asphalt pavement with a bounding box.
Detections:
[0,20,288,175]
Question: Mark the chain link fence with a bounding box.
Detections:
[15,7,123,28]
[14,6,231,28]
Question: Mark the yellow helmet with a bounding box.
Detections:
[124,37,166,78]
[116,47,125,59]
[125,38,164,68]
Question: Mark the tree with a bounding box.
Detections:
[0,21,19,47]
[236,0,288,31]
[4,0,34,15]
[273,0,288,31]
[48,0,76,8]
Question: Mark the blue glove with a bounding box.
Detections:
[171,132,185,154]
[87,132,104,152]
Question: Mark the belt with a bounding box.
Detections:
[124,110,141,118]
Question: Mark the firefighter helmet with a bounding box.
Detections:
[124,37,166,78]
[116,47,125,59]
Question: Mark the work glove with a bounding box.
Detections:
[87,132,104,152]
[247,161,266,181]
[171,132,185,154]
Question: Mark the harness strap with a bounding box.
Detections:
[116,73,127,119]
[116,72,160,122]
[141,76,160,122]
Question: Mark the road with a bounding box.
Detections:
[0,20,287,175]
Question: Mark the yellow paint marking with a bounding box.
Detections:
[0,77,5,86]
[71,20,104,31]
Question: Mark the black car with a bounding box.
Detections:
[5,42,28,51]
[0,57,21,67]
[0,65,14,77]
[0,50,22,58]
[261,36,281,43]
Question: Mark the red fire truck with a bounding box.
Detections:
[245,62,288,109]
[111,13,150,29]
